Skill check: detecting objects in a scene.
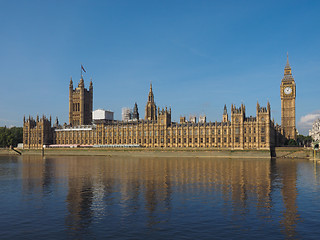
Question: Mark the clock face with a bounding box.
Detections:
[284,87,292,95]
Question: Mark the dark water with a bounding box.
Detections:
[1,155,320,239]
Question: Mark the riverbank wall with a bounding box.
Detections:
[1,147,271,158]
[1,147,314,159]
[274,147,312,158]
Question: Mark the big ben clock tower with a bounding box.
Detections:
[280,54,296,140]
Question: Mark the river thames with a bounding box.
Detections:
[1,155,320,239]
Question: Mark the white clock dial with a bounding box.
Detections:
[284,87,292,95]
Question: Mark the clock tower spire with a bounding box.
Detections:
[280,53,296,141]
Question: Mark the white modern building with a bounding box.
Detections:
[93,109,114,123]
[199,115,206,123]
[122,107,132,121]
[309,118,320,142]
[189,115,196,123]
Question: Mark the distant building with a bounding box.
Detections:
[122,107,132,121]
[199,115,206,123]
[309,118,320,142]
[93,109,114,124]
[189,115,196,123]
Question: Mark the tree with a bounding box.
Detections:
[0,127,23,147]
[297,134,312,147]
[288,139,297,146]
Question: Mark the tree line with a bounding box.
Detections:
[285,134,313,147]
[0,127,23,147]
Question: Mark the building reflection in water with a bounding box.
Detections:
[21,155,303,238]
[276,159,300,239]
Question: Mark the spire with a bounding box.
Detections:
[148,82,154,102]
[223,104,227,115]
[133,102,139,120]
[89,78,93,90]
[79,76,84,88]
[284,52,292,75]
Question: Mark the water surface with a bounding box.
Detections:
[1,155,320,239]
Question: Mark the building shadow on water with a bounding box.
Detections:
[20,155,302,239]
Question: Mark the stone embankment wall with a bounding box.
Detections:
[6,148,271,158]
[2,147,315,159]
[0,148,21,155]
[274,147,312,158]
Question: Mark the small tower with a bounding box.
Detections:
[256,101,272,148]
[145,83,157,121]
[231,104,246,149]
[69,77,73,125]
[158,107,171,127]
[222,104,228,122]
[231,104,245,123]
[132,102,139,121]
[180,116,186,123]
[23,115,53,149]
[55,117,59,127]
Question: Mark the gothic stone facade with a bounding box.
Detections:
[23,115,52,149]
[52,103,274,149]
[23,58,296,149]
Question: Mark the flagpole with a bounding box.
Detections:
[81,64,82,78]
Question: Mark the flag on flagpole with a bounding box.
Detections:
[81,65,86,73]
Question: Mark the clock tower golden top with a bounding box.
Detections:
[284,52,292,76]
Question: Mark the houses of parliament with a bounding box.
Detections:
[23,57,297,150]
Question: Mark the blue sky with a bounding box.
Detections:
[1,0,320,135]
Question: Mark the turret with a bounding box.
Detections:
[69,77,73,89]
[180,116,186,123]
[148,83,154,102]
[284,52,292,76]
[223,104,228,122]
[132,102,139,121]
[78,77,84,88]
[69,77,73,125]
[158,107,171,127]
[145,83,157,121]
[89,79,93,91]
